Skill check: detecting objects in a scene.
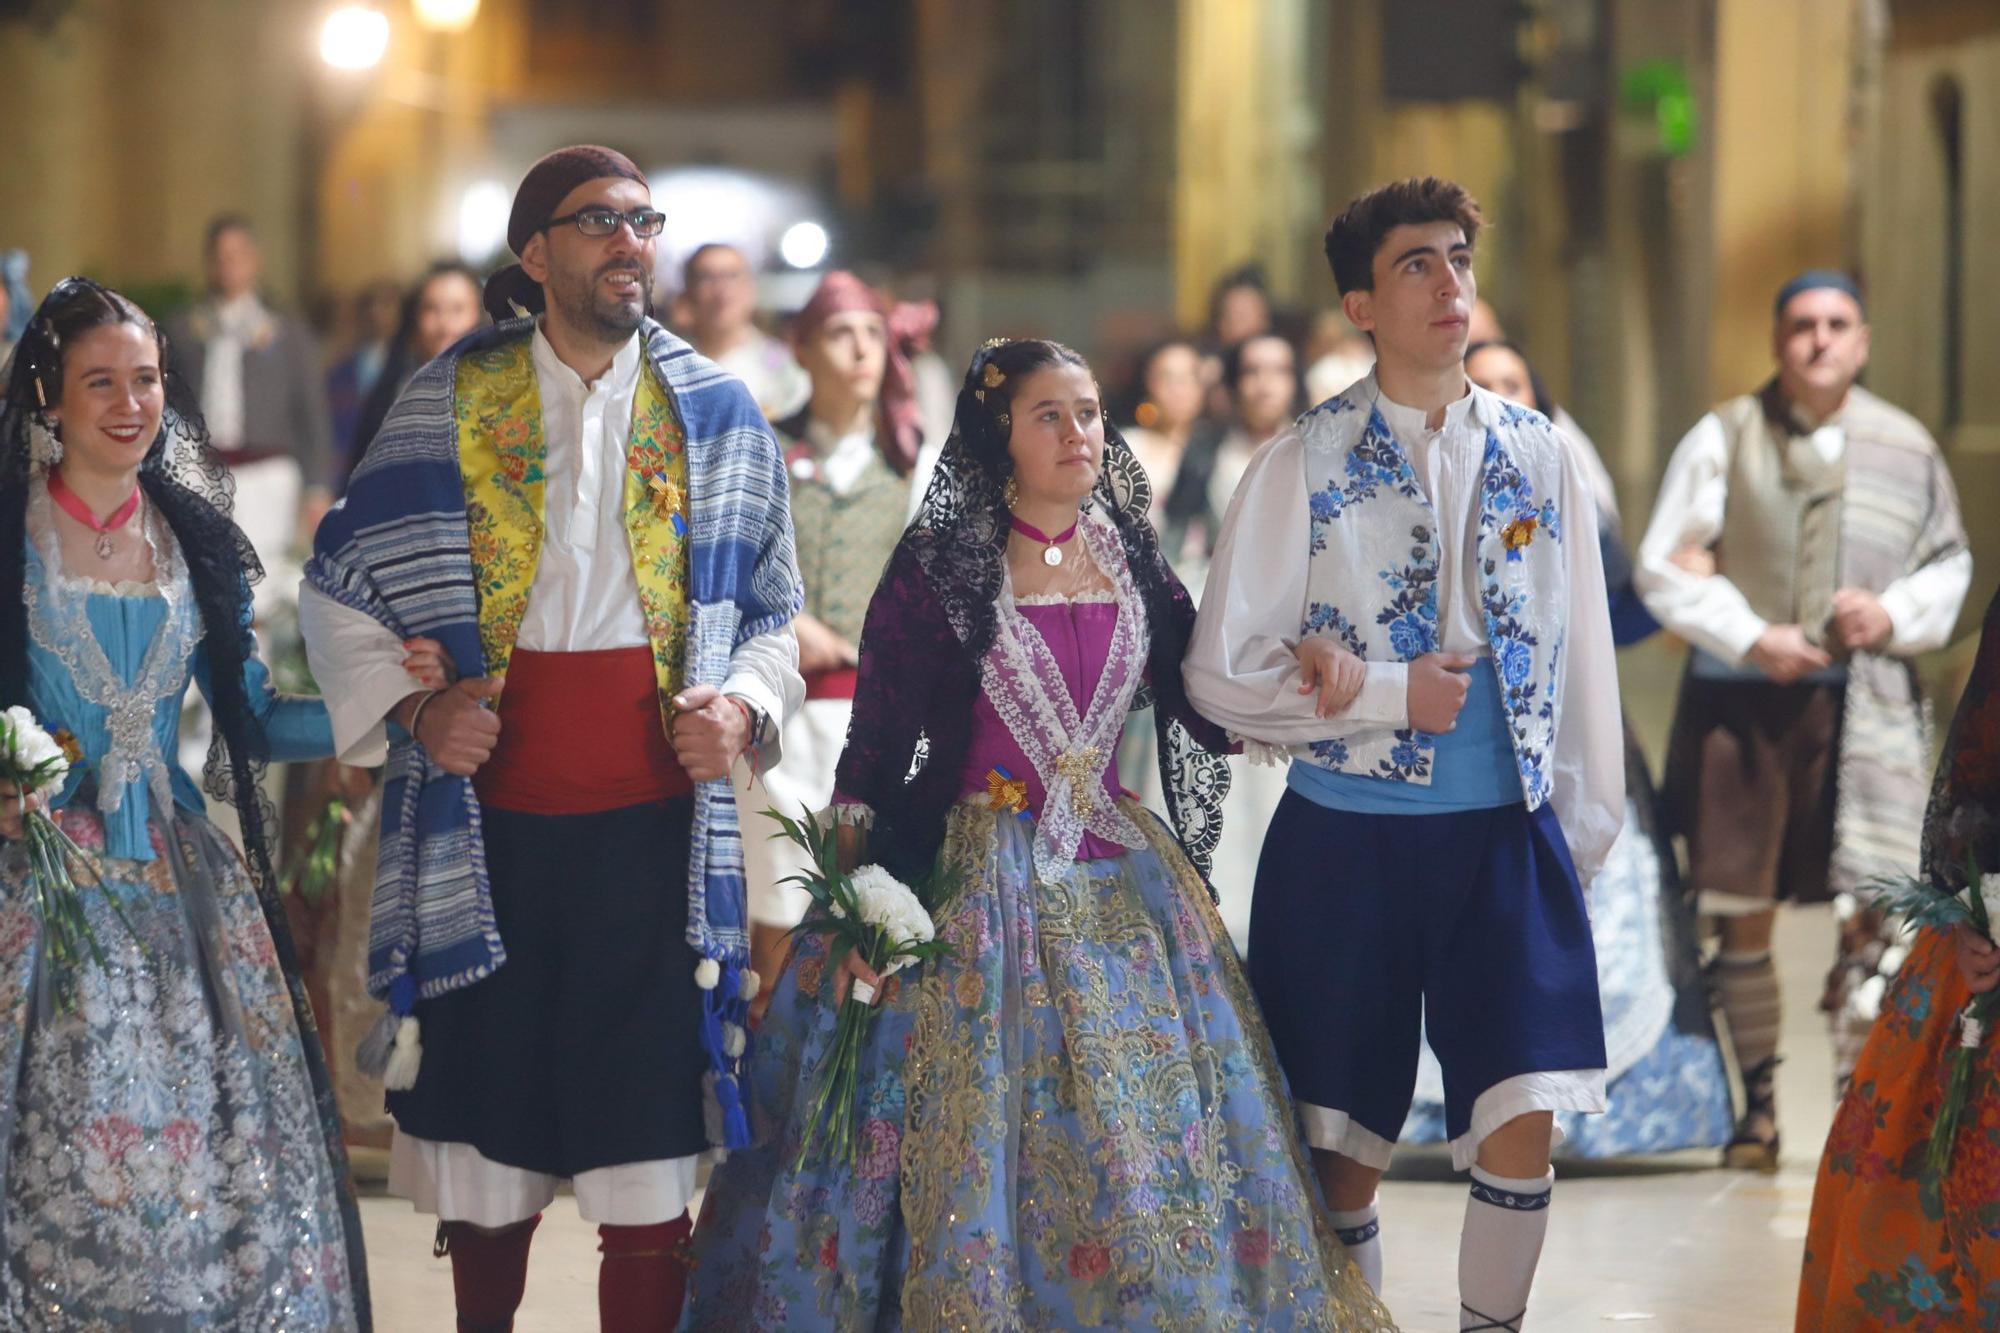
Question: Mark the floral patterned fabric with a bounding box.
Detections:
[1290,373,1571,804]
[684,802,1394,1331]
[455,334,691,724]
[1800,586,2000,1330]
[0,813,363,1330]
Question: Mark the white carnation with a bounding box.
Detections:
[2,705,68,791]
[847,864,936,974]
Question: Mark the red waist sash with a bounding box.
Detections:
[474,646,691,815]
[804,666,859,701]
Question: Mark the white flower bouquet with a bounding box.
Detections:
[1,706,132,1004]
[767,806,957,1167]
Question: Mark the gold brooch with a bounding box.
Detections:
[1501,514,1540,552]
[982,363,1006,389]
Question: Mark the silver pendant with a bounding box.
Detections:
[1042,545,1063,567]
[94,532,115,560]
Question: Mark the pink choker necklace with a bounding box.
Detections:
[1009,514,1078,567]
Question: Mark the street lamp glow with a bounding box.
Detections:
[457,180,511,262]
[413,0,480,32]
[779,220,829,270]
[320,5,390,70]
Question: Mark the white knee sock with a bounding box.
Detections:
[1328,1197,1382,1294]
[1459,1165,1553,1331]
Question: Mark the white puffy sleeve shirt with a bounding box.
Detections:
[300,325,802,771]
[1636,411,1973,665]
[1182,401,1625,883]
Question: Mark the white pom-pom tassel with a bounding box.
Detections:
[382,1016,423,1091]
[739,969,762,1002]
[695,958,721,990]
[723,1022,747,1059]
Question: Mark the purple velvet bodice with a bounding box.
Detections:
[956,597,1129,860]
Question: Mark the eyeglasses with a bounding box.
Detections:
[542,206,667,239]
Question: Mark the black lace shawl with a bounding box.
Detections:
[1923,585,2000,891]
[833,340,1232,888]
[0,279,278,897]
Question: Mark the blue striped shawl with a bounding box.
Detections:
[306,318,799,1142]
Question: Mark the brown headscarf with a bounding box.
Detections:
[790,270,937,474]
[482,145,649,323]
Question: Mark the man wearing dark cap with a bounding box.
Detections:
[1637,270,1970,1172]
[300,145,804,1329]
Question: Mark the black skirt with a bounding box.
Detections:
[388,798,709,1175]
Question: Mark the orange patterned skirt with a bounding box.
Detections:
[1799,929,2000,1329]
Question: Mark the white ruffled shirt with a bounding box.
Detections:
[1635,408,1973,664]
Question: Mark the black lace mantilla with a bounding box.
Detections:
[836,339,1232,889]
[0,277,278,897]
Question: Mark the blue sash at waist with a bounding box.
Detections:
[1287,659,1523,814]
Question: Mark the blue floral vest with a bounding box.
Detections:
[1291,373,1573,809]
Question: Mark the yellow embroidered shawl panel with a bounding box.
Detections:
[454,336,692,732]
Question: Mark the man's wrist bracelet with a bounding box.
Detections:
[408,690,443,746]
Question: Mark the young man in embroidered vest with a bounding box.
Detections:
[299,145,804,1332]
[1636,270,1969,1173]
[1185,177,1624,1332]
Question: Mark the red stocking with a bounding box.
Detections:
[439,1214,541,1333]
[597,1212,694,1332]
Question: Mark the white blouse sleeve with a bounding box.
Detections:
[296,582,421,768]
[723,624,804,775]
[1634,413,1768,663]
[1182,431,1408,747]
[1549,433,1628,888]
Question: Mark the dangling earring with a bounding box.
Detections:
[28,412,63,468]
[1003,475,1020,509]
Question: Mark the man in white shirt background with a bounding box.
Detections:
[1636,270,1970,1173]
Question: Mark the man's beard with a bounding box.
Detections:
[553,260,646,342]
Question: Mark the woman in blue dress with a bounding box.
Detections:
[685,339,1393,1331]
[0,279,394,1329]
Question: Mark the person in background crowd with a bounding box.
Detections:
[0,249,29,366]
[1119,335,1207,532]
[739,269,932,1017]
[1637,269,1971,1172]
[1306,324,1377,408]
[348,261,487,479]
[165,214,335,614]
[326,280,405,481]
[1200,263,1278,420]
[678,242,809,420]
[1166,331,1302,577]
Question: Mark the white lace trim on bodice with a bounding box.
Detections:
[981,510,1149,880]
[23,481,197,819]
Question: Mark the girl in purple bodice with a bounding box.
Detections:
[683,340,1394,1331]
